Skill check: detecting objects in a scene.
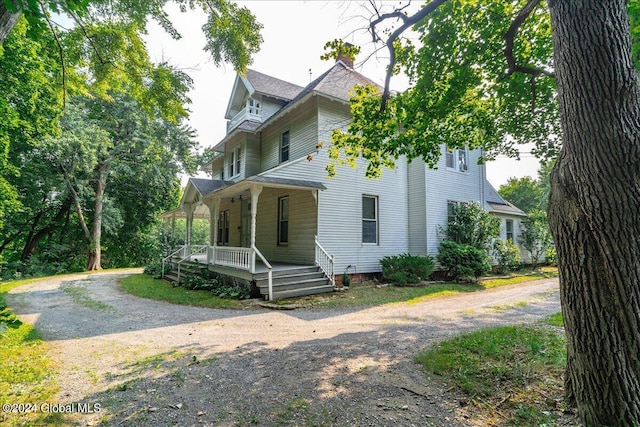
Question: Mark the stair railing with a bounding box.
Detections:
[162,245,186,279]
[176,245,209,284]
[252,245,273,301]
[315,236,335,287]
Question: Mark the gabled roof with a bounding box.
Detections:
[189,178,233,196]
[244,69,304,101]
[484,182,526,216]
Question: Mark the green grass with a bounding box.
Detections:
[480,268,558,289]
[0,280,63,426]
[417,316,567,426]
[120,274,242,309]
[60,281,114,312]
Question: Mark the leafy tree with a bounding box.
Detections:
[327,0,640,423]
[498,176,544,213]
[441,201,500,251]
[42,93,197,270]
[518,209,552,269]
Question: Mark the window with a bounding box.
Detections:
[506,219,514,241]
[281,130,290,163]
[228,151,234,177]
[362,195,378,244]
[445,145,468,172]
[217,211,230,245]
[278,196,289,245]
[235,146,241,176]
[447,200,459,225]
[247,98,261,115]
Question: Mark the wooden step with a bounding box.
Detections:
[257,277,330,294]
[253,266,320,281]
[254,271,325,287]
[271,284,335,300]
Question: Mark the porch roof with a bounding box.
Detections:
[207,175,326,199]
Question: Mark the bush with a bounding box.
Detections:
[380,253,434,285]
[183,274,219,291]
[492,239,521,274]
[437,240,491,281]
[211,282,252,300]
[143,262,164,279]
[546,246,557,266]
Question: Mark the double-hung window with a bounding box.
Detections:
[362,195,378,244]
[445,145,468,172]
[506,219,514,241]
[278,196,289,245]
[228,146,242,178]
[217,211,230,245]
[281,130,290,163]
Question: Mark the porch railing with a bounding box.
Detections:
[213,246,252,270]
[315,236,335,287]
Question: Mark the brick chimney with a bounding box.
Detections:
[336,42,355,68]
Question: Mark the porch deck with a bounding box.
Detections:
[186,253,311,274]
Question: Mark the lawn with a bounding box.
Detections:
[417,313,569,426]
[120,274,244,309]
[0,279,64,426]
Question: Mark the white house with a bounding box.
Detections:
[163,58,526,300]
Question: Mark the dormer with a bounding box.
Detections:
[224,69,304,133]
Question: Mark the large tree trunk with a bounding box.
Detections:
[86,164,109,271]
[547,1,640,425]
[0,1,20,45]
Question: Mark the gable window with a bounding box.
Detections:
[280,130,290,163]
[217,210,230,245]
[445,145,468,172]
[506,219,514,241]
[362,195,378,244]
[278,196,289,245]
[247,98,261,115]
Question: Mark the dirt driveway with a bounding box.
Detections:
[6,270,562,426]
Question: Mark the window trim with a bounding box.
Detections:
[228,151,235,177]
[362,195,379,245]
[280,130,290,163]
[445,145,468,173]
[217,210,230,246]
[505,219,514,241]
[277,195,289,245]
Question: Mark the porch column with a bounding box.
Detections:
[250,185,263,247]
[204,197,221,264]
[182,202,194,257]
[250,185,263,273]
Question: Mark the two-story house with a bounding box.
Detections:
[164,57,526,300]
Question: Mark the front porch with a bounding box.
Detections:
[161,242,335,300]
[160,176,334,300]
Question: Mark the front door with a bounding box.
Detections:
[241,199,251,247]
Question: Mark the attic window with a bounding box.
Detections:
[247,98,261,115]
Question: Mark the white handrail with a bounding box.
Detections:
[176,245,209,284]
[252,245,273,301]
[213,246,252,270]
[162,245,185,279]
[315,236,335,287]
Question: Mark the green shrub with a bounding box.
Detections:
[437,240,491,280]
[143,262,164,278]
[211,282,251,300]
[380,253,434,284]
[183,274,219,291]
[492,239,521,273]
[545,246,557,266]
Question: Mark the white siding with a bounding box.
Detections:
[407,161,427,255]
[260,101,318,172]
[254,188,317,264]
[244,134,261,177]
[422,146,486,257]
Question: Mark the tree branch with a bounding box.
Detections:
[369,0,448,111]
[503,0,555,78]
[38,0,66,108]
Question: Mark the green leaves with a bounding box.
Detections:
[329,0,561,178]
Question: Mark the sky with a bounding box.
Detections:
[144,1,541,188]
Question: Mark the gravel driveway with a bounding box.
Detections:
[6,270,562,426]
